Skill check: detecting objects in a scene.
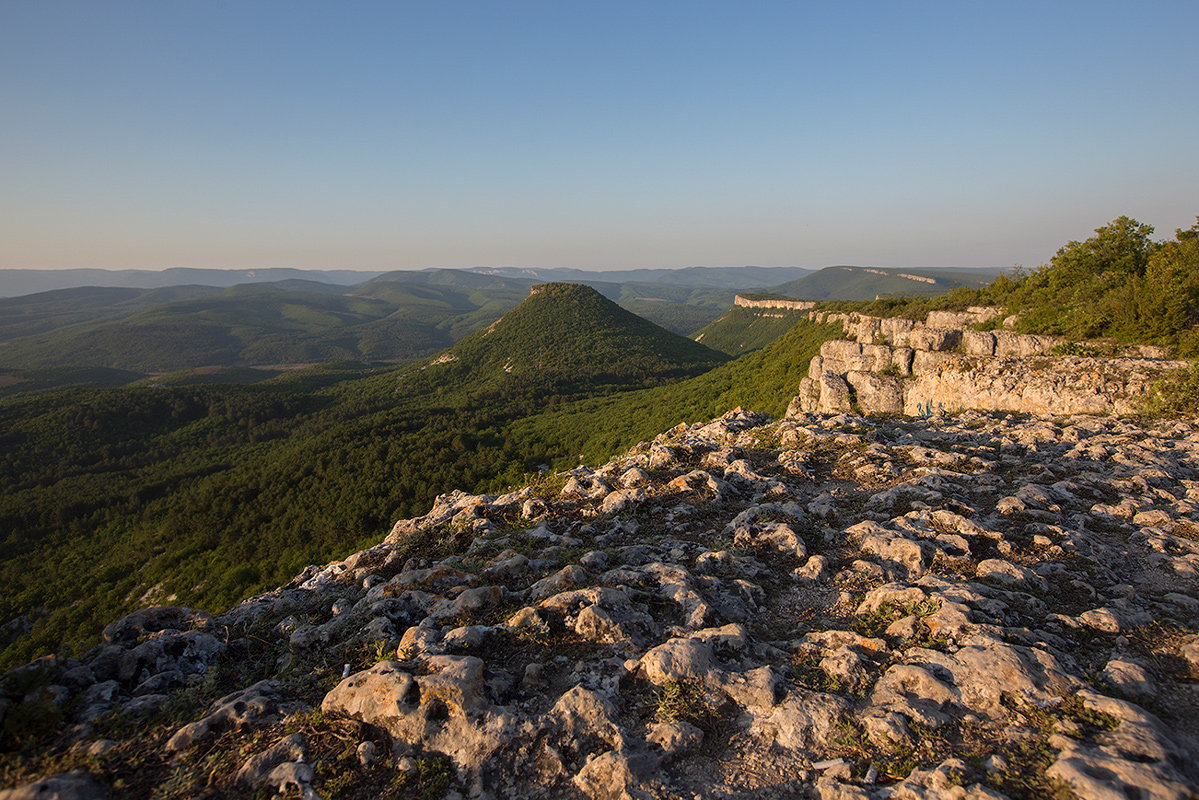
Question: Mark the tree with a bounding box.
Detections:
[1132,219,1199,351]
[1011,216,1157,337]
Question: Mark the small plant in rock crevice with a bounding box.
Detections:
[513,616,552,646]
[850,599,941,639]
[652,678,710,726]
[787,652,847,695]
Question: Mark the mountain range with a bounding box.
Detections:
[0,265,1004,394]
[0,268,384,298]
[0,264,1006,300]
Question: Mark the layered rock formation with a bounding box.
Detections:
[796,309,1186,417]
[4,407,1199,799]
[733,295,817,311]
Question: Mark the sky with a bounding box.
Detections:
[1,1,1196,271]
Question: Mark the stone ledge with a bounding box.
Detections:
[796,334,1186,416]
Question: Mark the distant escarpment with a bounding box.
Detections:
[794,307,1186,417]
[733,293,818,311]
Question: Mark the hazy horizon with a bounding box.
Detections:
[3,1,1196,272]
[0,263,1008,274]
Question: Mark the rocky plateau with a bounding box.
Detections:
[3,405,1199,800]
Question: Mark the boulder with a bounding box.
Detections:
[733,521,807,560]
[960,329,996,356]
[547,686,625,752]
[917,641,1080,716]
[792,378,821,415]
[1100,658,1156,701]
[102,606,214,646]
[975,558,1047,593]
[817,374,853,414]
[236,733,308,790]
[854,525,932,579]
[529,565,590,602]
[846,371,904,415]
[322,656,516,781]
[166,681,284,752]
[870,664,960,727]
[908,327,961,352]
[646,720,703,755]
[1049,737,1195,800]
[0,773,108,800]
[601,487,646,515]
[753,691,849,751]
[573,748,662,800]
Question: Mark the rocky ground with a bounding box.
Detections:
[3,407,1199,799]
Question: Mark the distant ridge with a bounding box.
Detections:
[0,268,387,298]
[0,279,523,375]
[0,264,1005,299]
[765,265,1001,301]
[467,265,814,288]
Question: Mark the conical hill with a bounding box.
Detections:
[431,282,729,386]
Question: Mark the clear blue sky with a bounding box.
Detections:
[2,0,1196,270]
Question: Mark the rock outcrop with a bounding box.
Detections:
[795,309,1185,416]
[733,295,818,311]
[4,407,1199,799]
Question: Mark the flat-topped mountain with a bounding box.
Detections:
[694,302,817,356]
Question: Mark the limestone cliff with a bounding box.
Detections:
[795,309,1185,417]
[733,294,818,311]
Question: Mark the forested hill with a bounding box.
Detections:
[427,282,729,386]
[694,304,815,356]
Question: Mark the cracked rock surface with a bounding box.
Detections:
[4,407,1199,799]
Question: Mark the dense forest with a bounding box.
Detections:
[693,305,814,355]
